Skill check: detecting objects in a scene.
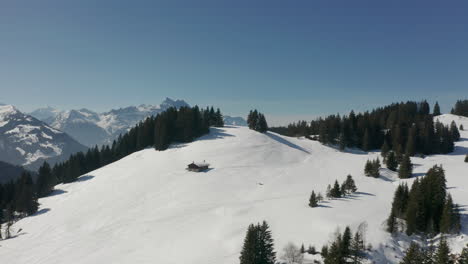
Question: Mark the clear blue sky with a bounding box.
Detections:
[1,0,467,125]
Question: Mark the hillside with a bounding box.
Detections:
[0,104,88,170]
[1,115,467,264]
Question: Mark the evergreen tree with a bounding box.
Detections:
[398,154,413,179]
[300,244,305,254]
[459,244,468,264]
[400,242,424,264]
[36,161,55,197]
[450,121,461,141]
[364,160,372,177]
[435,238,453,264]
[460,124,464,131]
[440,194,461,234]
[309,191,319,207]
[350,230,365,264]
[321,245,329,259]
[215,108,224,127]
[331,180,342,198]
[240,224,258,264]
[239,221,276,264]
[341,226,352,259]
[387,210,397,234]
[433,102,441,116]
[14,172,38,216]
[342,175,357,195]
[465,154,468,163]
[386,151,398,171]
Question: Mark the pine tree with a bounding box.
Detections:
[331,180,342,198]
[215,108,224,127]
[465,154,468,163]
[398,154,413,179]
[435,238,453,264]
[300,244,305,254]
[36,161,55,197]
[440,194,461,234]
[239,221,276,264]
[350,230,365,264]
[460,124,464,131]
[309,191,319,207]
[433,102,441,116]
[240,224,258,264]
[341,226,352,258]
[386,151,398,171]
[400,242,424,264]
[459,244,468,264]
[257,114,268,133]
[450,121,461,141]
[342,175,357,194]
[387,210,397,234]
[364,160,372,177]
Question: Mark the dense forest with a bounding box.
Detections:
[270,101,461,156]
[0,106,224,233]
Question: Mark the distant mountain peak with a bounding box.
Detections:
[0,104,87,170]
[160,97,190,109]
[30,98,192,147]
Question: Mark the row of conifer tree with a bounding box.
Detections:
[0,106,224,229]
[270,101,461,155]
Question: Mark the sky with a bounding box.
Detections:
[1,0,467,125]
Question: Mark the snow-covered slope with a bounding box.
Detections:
[0,105,87,170]
[2,116,467,264]
[30,98,190,147]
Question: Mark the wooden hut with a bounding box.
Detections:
[187,161,209,172]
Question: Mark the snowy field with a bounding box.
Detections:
[1,114,467,264]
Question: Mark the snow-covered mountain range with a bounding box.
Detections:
[30,98,247,147]
[0,104,87,170]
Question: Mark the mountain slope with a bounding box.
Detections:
[30,98,190,147]
[0,104,87,170]
[2,116,467,264]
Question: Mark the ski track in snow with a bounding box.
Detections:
[0,114,467,264]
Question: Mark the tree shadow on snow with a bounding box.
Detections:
[265,132,310,154]
[197,127,235,141]
[75,175,95,182]
[47,189,67,197]
[354,191,376,196]
[447,145,468,156]
[30,208,50,217]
